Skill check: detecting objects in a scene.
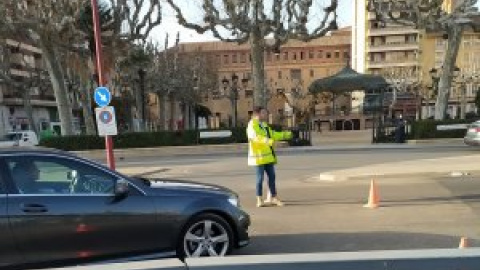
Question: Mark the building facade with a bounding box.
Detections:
[0,38,85,136]
[352,0,480,120]
[0,39,57,135]
[176,29,352,129]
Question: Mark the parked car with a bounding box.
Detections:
[464,121,480,146]
[0,149,249,269]
[0,131,39,147]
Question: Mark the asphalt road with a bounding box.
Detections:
[113,145,480,255]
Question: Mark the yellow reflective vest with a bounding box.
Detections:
[247,118,290,166]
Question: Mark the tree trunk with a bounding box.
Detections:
[80,81,96,135]
[249,27,267,108]
[184,102,191,130]
[159,93,168,131]
[22,88,38,135]
[434,25,463,120]
[40,41,74,135]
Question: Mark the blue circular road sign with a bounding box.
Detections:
[94,87,112,107]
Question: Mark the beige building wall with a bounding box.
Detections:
[421,30,480,118]
[178,29,352,128]
[353,0,480,119]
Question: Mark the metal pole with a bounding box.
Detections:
[234,89,238,128]
[91,0,115,170]
[461,82,466,120]
[138,68,146,130]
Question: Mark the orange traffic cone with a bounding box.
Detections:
[363,179,380,209]
[459,237,469,248]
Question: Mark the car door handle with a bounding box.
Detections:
[20,204,48,213]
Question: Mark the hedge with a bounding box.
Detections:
[409,119,478,140]
[40,128,248,151]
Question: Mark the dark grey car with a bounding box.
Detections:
[0,149,250,269]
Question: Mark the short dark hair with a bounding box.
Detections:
[253,106,265,115]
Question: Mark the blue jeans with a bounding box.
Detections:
[255,164,276,197]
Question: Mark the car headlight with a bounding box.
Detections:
[228,195,240,207]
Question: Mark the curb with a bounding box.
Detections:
[406,138,464,145]
[72,142,289,160]
[318,169,480,182]
[71,141,469,161]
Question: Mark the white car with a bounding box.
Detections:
[0,131,39,147]
[464,121,480,146]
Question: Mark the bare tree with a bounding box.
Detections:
[0,0,89,135]
[379,67,422,119]
[63,50,97,135]
[173,50,218,130]
[0,0,162,135]
[145,35,218,131]
[367,0,479,120]
[166,0,339,108]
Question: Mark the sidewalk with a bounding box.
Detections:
[318,154,480,181]
[72,141,467,161]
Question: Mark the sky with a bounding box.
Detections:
[152,0,480,47]
[153,0,354,46]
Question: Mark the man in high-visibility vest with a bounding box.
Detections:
[247,106,292,207]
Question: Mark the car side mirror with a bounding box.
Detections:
[114,179,130,198]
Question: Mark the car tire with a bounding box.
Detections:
[177,213,234,259]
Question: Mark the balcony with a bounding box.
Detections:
[368,58,419,68]
[2,95,57,107]
[368,27,419,37]
[368,42,419,52]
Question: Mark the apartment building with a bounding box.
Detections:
[353,0,480,119]
[176,28,352,128]
[0,39,57,135]
[0,37,86,135]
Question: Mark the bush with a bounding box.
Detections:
[409,119,478,140]
[40,128,248,151]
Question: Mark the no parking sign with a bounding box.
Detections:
[95,106,118,136]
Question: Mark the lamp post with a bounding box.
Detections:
[137,68,146,131]
[429,68,440,118]
[222,73,240,127]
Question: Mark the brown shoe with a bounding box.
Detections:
[270,197,285,207]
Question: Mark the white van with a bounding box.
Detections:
[0,131,39,147]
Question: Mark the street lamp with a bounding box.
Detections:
[222,73,240,127]
[429,68,440,118]
[137,68,146,131]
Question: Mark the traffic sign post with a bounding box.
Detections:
[91,0,115,170]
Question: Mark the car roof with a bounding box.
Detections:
[0,147,75,157]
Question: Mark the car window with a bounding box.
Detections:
[0,172,5,194]
[1,134,20,141]
[6,156,117,195]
